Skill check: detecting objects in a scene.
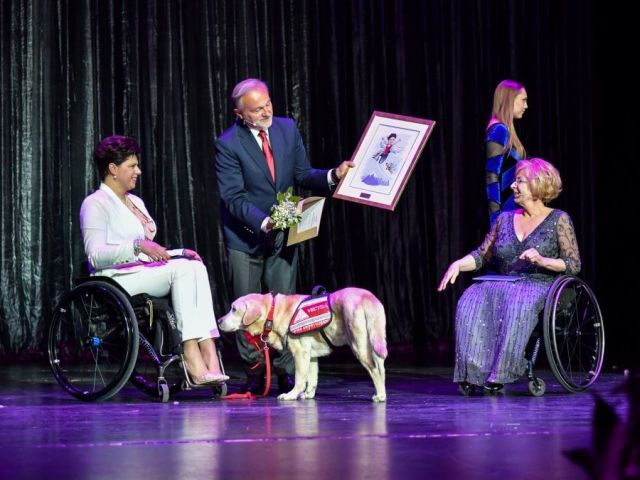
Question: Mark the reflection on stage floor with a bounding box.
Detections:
[0,362,629,480]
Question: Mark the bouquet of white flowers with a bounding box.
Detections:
[270,187,302,230]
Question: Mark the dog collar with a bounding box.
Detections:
[260,293,276,341]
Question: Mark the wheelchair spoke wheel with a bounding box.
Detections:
[543,276,605,393]
[48,280,139,401]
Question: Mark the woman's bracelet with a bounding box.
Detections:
[133,238,143,257]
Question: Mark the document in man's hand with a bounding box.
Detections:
[287,197,326,246]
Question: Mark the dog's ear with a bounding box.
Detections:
[241,302,256,327]
[241,299,266,327]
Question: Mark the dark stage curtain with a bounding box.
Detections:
[0,0,628,365]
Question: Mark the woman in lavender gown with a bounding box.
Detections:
[438,158,581,390]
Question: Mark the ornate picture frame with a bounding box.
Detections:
[333,111,435,210]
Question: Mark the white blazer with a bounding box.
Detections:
[80,183,178,276]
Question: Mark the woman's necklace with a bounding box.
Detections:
[124,195,156,237]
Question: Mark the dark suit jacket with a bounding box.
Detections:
[215,117,330,254]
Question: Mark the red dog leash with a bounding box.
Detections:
[223,294,276,399]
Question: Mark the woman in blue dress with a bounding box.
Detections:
[485,80,528,225]
[438,158,581,391]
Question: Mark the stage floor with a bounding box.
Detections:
[0,362,627,480]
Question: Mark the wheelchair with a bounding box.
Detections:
[459,275,605,397]
[48,276,228,402]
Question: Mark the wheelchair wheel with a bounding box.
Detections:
[48,280,139,401]
[528,378,546,397]
[543,275,605,393]
[213,383,228,398]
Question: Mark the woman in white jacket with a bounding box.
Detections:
[80,135,227,384]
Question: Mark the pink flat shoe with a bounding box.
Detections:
[190,373,219,385]
[191,373,229,385]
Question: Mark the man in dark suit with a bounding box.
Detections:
[215,78,351,394]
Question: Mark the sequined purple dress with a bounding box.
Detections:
[454,209,581,385]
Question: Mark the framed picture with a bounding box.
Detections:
[333,111,435,210]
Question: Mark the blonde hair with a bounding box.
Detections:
[516,158,562,204]
[489,79,526,157]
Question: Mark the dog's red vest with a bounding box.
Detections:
[289,295,332,335]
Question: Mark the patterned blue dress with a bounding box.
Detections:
[485,123,523,225]
[454,209,581,386]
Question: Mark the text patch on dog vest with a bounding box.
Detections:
[289,295,332,335]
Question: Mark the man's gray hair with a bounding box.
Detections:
[231,78,269,109]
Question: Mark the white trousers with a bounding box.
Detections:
[112,259,219,342]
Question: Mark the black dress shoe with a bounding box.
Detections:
[277,374,295,394]
[241,375,266,395]
[483,382,504,394]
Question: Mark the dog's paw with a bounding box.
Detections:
[371,394,387,402]
[277,391,302,401]
[302,390,316,400]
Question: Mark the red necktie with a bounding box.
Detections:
[258,130,275,181]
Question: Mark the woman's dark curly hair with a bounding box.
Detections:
[93,135,141,180]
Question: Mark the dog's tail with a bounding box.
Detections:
[364,295,388,359]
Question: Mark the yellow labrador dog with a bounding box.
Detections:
[218,287,387,402]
